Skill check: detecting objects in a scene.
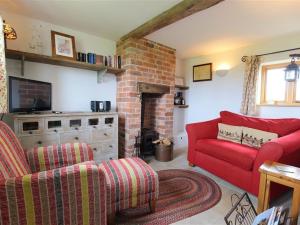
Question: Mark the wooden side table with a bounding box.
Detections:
[258,161,300,225]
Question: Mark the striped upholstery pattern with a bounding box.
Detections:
[26,143,94,173]
[99,157,159,215]
[0,164,107,225]
[0,121,30,180]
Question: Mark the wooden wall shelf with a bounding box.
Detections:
[175,105,189,108]
[175,85,189,90]
[5,49,125,75]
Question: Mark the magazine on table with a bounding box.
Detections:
[252,206,289,225]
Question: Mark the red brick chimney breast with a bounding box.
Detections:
[116,38,176,157]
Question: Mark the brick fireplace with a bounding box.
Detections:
[116,38,176,157]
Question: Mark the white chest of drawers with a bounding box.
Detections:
[7,112,118,163]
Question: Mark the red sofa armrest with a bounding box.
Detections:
[186,118,221,162]
[251,142,284,194]
[270,129,300,156]
[252,130,300,195]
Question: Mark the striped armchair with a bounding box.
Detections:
[0,121,107,225]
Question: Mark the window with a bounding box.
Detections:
[260,62,300,106]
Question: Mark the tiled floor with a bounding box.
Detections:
[148,147,297,225]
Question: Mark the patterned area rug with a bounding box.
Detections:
[116,169,222,225]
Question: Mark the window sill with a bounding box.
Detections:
[257,103,300,107]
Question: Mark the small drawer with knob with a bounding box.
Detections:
[61,131,89,144]
[101,116,117,128]
[93,153,118,164]
[65,118,87,131]
[90,128,113,142]
[87,117,101,130]
[101,142,116,154]
[45,117,64,133]
[90,143,105,163]
[99,153,118,162]
[19,119,44,135]
[90,143,102,153]
[19,134,58,150]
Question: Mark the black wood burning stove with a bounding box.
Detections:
[135,82,170,159]
[140,128,158,157]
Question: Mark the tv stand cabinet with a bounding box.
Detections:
[6,112,118,163]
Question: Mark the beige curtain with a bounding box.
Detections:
[240,56,260,116]
[0,18,7,114]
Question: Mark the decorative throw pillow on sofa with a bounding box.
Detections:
[217,123,243,144]
[242,127,278,148]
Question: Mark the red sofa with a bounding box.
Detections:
[186,111,300,196]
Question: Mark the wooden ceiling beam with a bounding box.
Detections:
[120,0,224,41]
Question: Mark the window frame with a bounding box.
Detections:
[260,62,300,106]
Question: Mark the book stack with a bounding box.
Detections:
[77,52,104,65]
[252,206,289,225]
[87,53,96,64]
[105,55,121,68]
[76,52,121,68]
[113,55,122,69]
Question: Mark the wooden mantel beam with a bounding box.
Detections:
[120,0,224,41]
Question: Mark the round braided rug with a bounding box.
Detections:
[116,169,222,225]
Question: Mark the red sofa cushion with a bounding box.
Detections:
[220,111,300,136]
[195,139,258,171]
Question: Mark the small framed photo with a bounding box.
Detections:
[193,63,212,82]
[51,31,76,60]
[175,76,185,86]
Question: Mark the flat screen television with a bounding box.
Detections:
[9,76,52,113]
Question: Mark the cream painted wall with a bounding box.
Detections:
[173,56,185,135]
[173,57,188,148]
[3,11,186,148]
[2,11,117,112]
[183,32,300,127]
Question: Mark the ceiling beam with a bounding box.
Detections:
[120,0,224,41]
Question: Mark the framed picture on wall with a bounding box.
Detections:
[51,31,76,60]
[193,63,212,82]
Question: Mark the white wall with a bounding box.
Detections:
[2,11,117,112]
[184,32,300,126]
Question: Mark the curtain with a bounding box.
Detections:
[240,56,260,116]
[0,18,7,114]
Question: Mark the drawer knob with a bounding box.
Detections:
[93,126,97,129]
[54,129,57,133]
[93,148,97,151]
[109,157,113,160]
[109,124,112,127]
[109,145,113,148]
[29,131,33,134]
[75,127,79,130]
[74,137,79,140]
[37,141,42,145]
[104,133,108,136]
